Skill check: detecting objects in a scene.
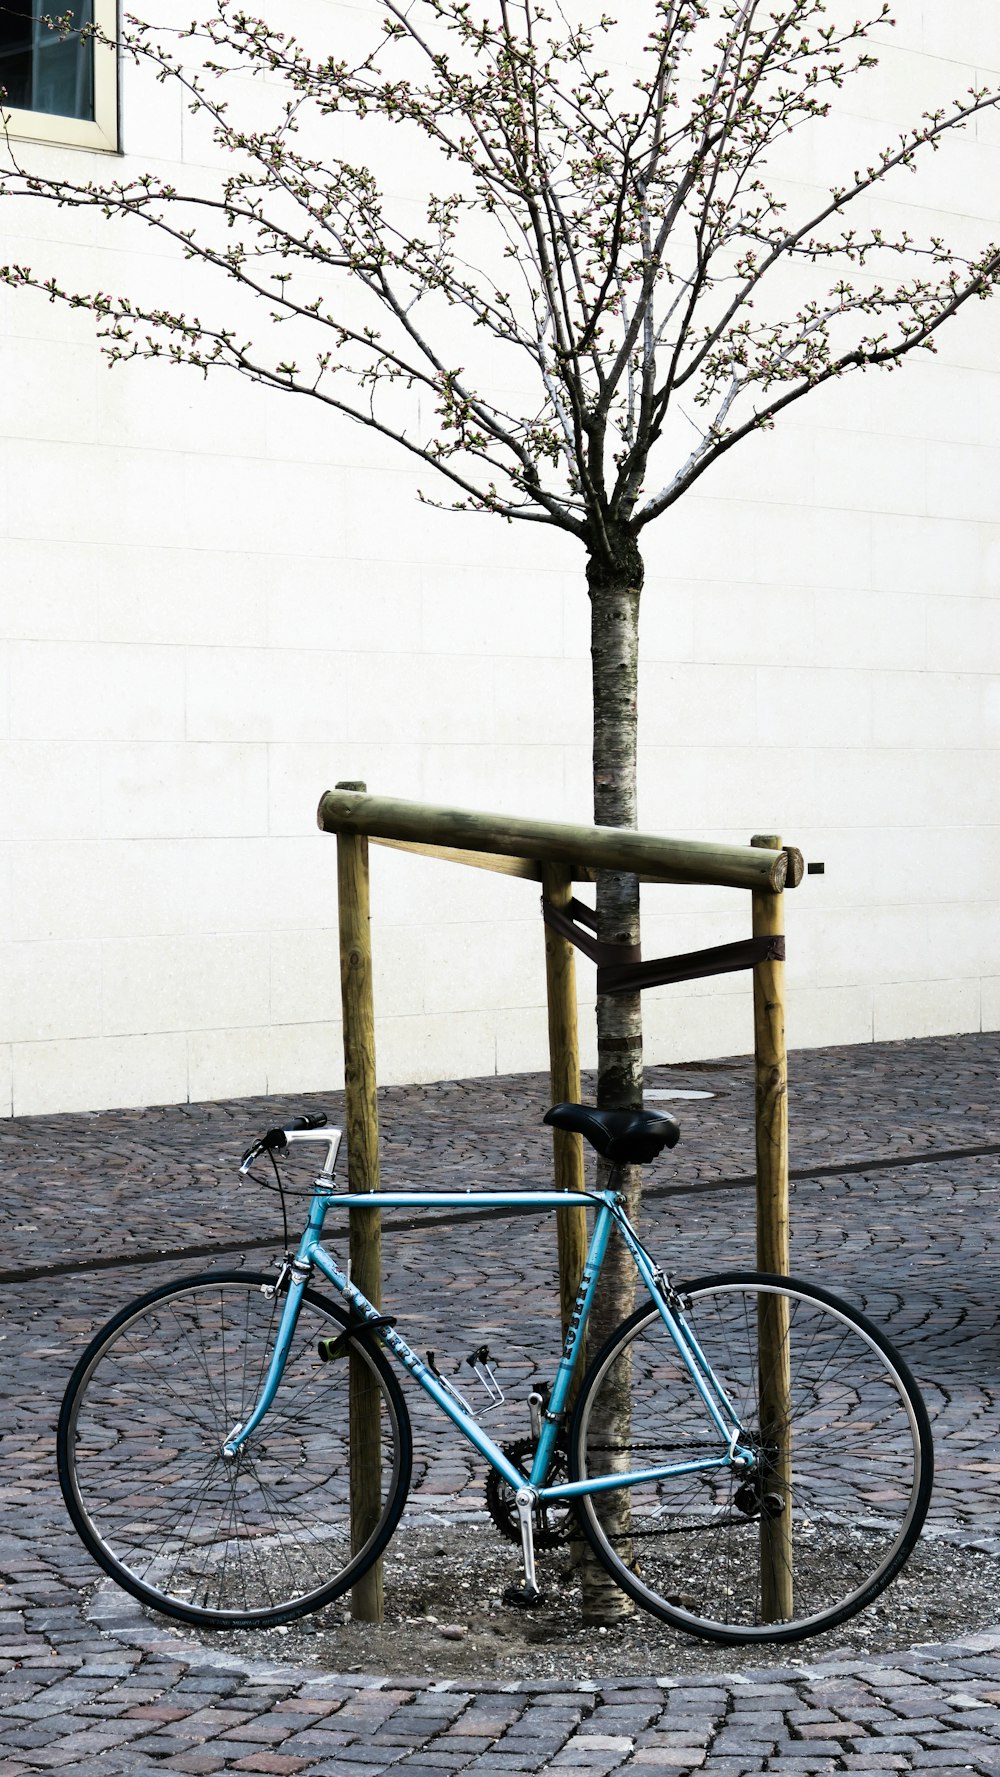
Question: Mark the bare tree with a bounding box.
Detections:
[4,0,999,1617]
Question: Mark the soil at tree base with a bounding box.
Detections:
[162,1522,1000,1684]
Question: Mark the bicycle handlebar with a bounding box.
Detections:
[263,1110,328,1146]
[240,1110,331,1173]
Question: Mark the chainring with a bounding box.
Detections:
[484,1436,573,1550]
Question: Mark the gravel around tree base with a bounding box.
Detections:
[174,1522,1000,1684]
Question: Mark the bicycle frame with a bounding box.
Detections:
[222,1181,753,1503]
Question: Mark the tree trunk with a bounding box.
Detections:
[581,530,644,1622]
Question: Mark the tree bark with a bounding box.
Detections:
[582,530,644,1622]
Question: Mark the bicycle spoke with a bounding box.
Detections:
[137,1456,231,1597]
[95,1327,224,1441]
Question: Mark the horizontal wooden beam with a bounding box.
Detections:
[368,841,792,891]
[369,837,543,880]
[317,790,791,893]
[368,844,797,891]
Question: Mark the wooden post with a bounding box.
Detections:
[542,863,588,1363]
[750,833,792,1623]
[336,779,384,1624]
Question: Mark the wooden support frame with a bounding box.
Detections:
[323,787,803,1625]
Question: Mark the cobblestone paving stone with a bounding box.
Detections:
[1,1032,1000,1775]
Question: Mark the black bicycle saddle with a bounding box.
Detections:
[543,1102,680,1165]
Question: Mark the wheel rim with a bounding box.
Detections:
[62,1276,406,1624]
[573,1280,929,1641]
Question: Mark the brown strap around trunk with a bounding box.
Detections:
[542,897,785,997]
[541,896,641,967]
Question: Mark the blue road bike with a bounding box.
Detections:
[58,1106,932,1645]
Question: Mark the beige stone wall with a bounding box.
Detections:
[1,2,998,1114]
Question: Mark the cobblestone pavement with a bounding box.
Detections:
[2,1032,1000,1775]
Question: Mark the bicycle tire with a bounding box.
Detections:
[569,1270,933,1643]
[57,1270,412,1628]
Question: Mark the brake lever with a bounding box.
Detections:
[239,1124,343,1181]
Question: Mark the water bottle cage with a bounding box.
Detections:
[425,1346,506,1414]
[465,1344,505,1409]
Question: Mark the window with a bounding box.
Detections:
[0,0,117,151]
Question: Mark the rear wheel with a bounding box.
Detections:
[58,1270,412,1627]
[569,1271,932,1642]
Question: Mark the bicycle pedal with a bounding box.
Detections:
[502,1583,546,1610]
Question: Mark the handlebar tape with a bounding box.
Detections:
[263,1111,329,1149]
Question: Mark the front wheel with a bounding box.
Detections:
[57,1270,412,1628]
[569,1271,933,1643]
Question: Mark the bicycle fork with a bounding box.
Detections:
[220,1257,311,1458]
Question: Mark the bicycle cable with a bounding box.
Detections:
[241,1148,291,1255]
